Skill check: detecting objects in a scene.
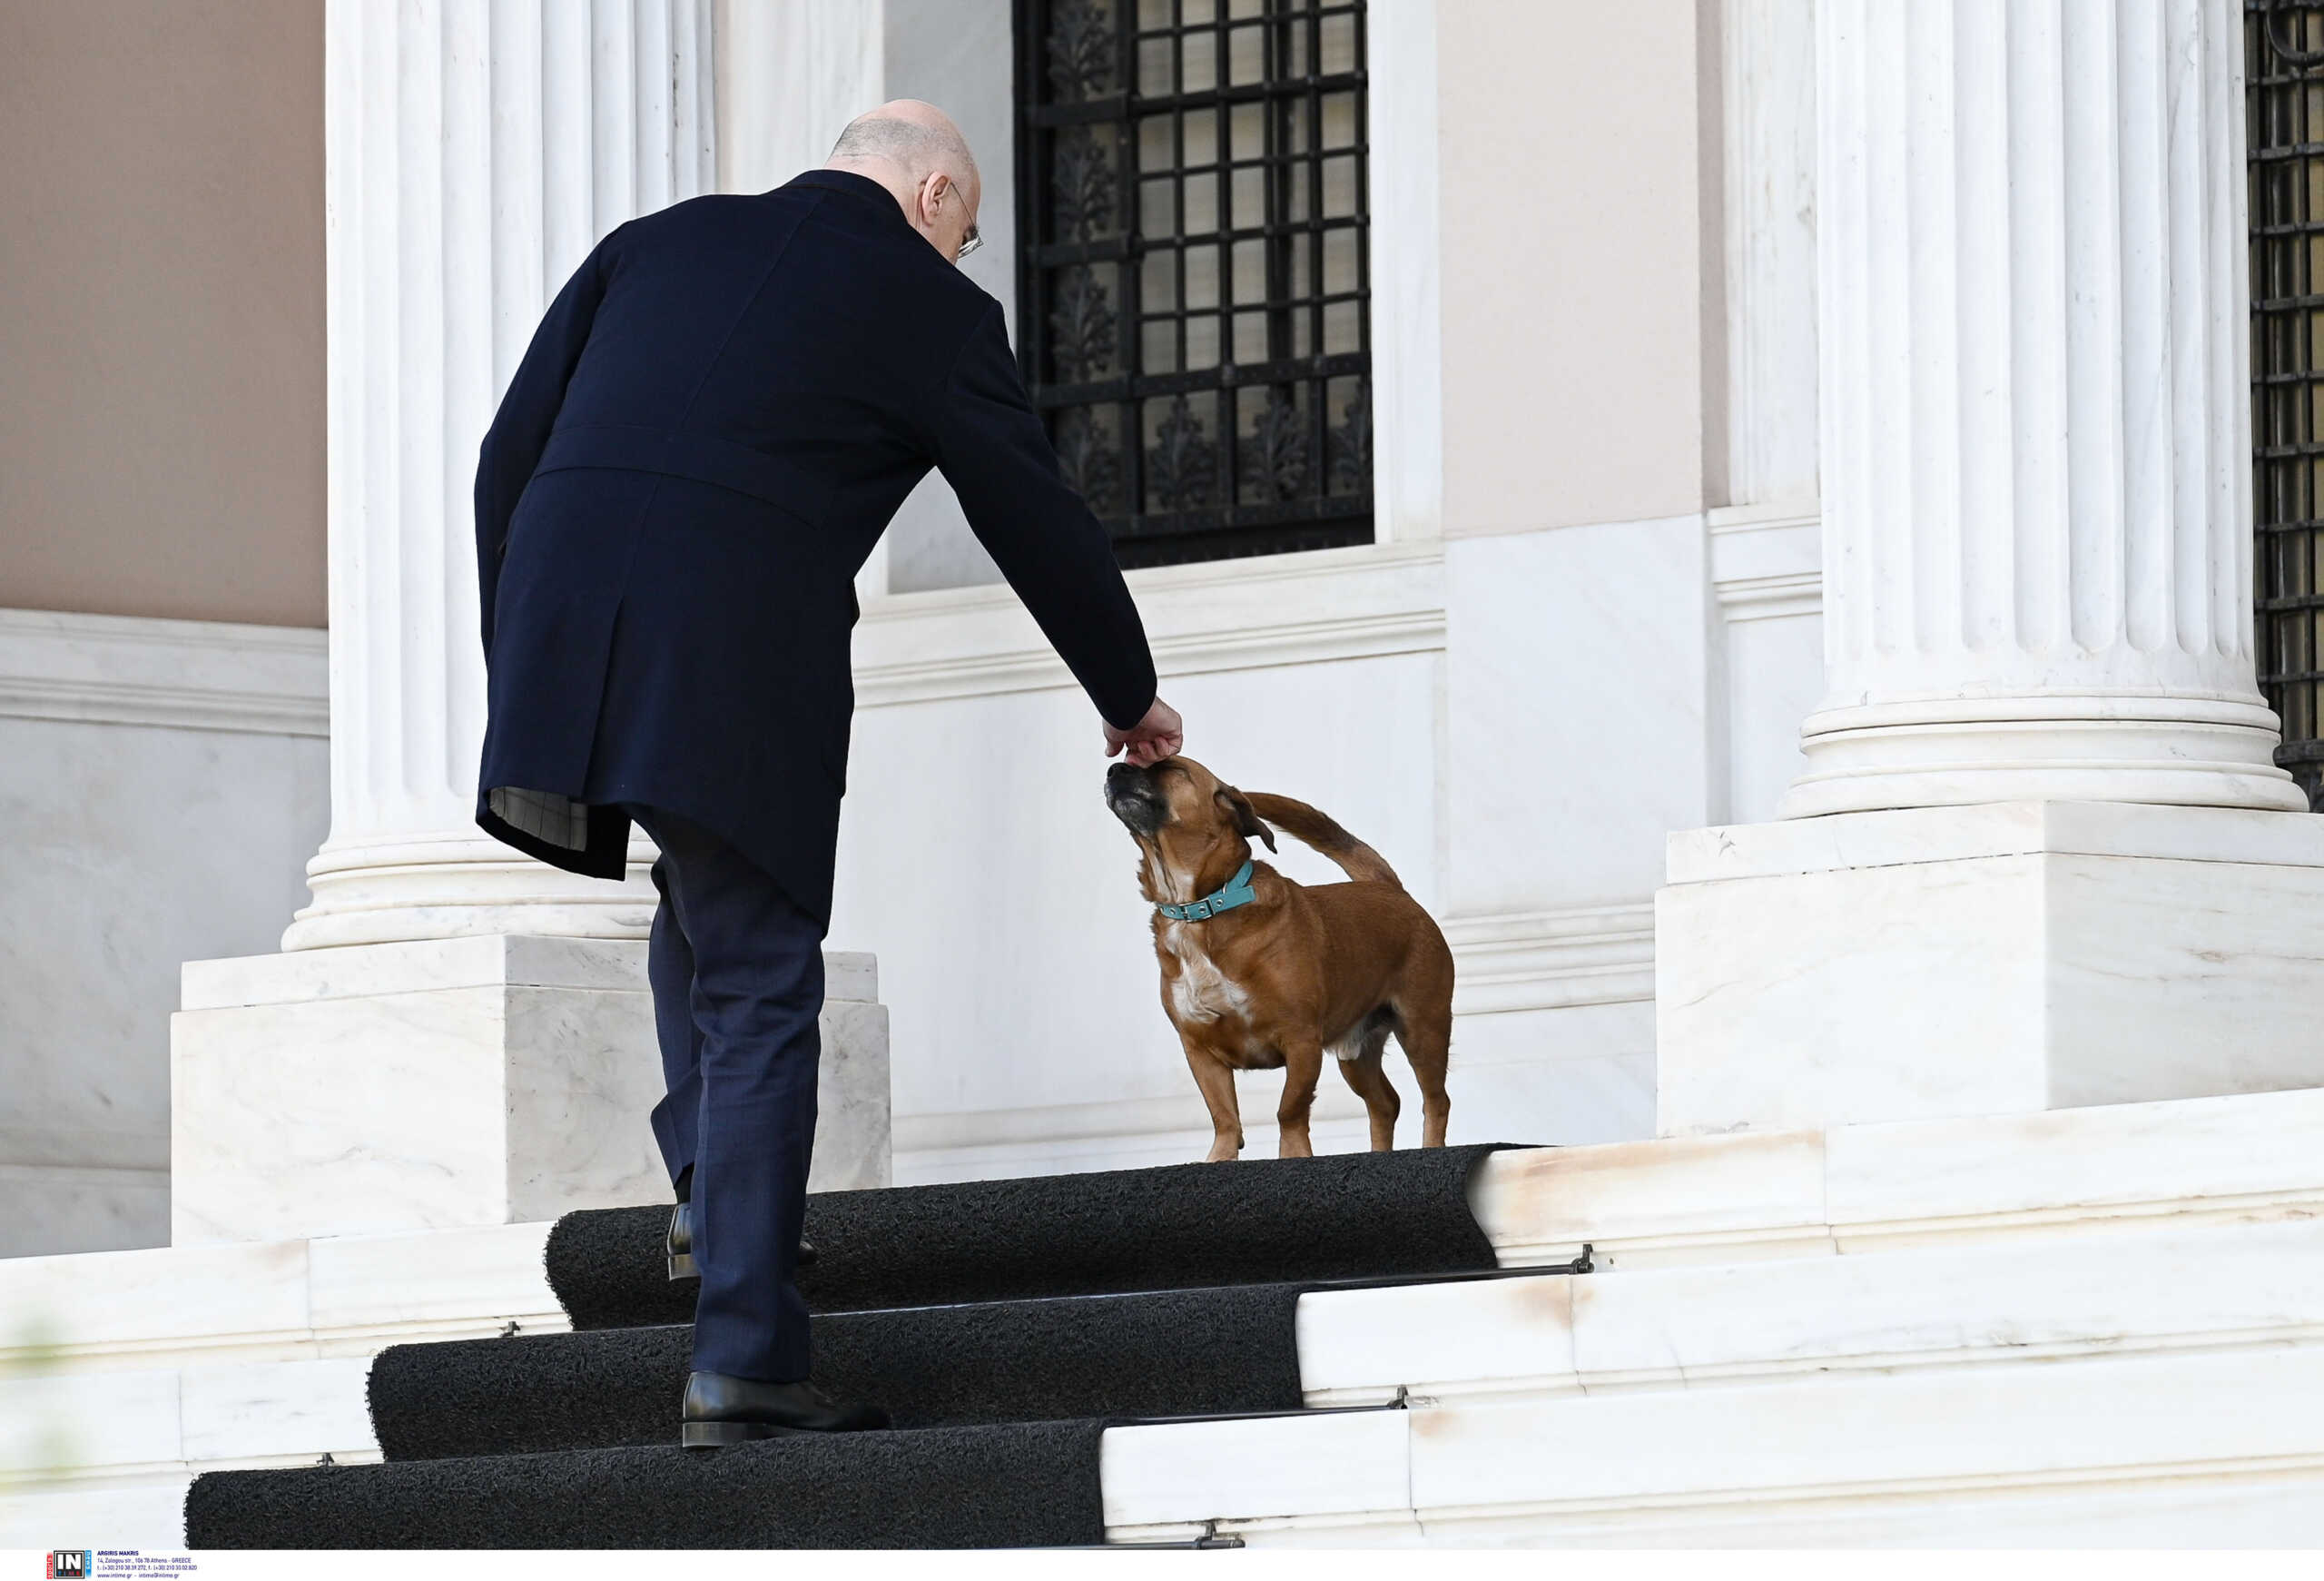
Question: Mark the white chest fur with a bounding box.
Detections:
[1160,923,1253,1025]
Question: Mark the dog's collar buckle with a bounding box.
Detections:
[1157,860,1257,923]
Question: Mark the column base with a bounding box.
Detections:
[1654,802,2324,1137]
[1778,694,2310,818]
[169,935,891,1246]
[279,832,661,951]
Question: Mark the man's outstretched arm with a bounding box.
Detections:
[473,225,623,656]
[930,301,1180,763]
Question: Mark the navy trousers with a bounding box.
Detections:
[627,804,823,1382]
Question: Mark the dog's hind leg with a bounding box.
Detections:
[1275,1034,1325,1159]
[1334,1027,1402,1151]
[1393,1003,1452,1148]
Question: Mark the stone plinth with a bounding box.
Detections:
[170,936,889,1246]
[1655,803,2324,1136]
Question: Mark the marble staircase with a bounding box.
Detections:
[6,1085,2322,1547]
[0,1220,565,1547]
[1108,1086,2324,1544]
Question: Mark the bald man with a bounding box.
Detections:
[471,102,1184,1447]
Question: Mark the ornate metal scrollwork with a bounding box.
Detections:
[1147,395,1217,511]
[1054,407,1122,511]
[1018,0,1373,565]
[2262,0,2324,67]
[1051,126,1117,242]
[1047,0,1115,103]
[1047,266,1118,382]
[1329,383,1371,496]
[1240,389,1310,502]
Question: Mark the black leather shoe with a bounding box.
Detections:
[665,1201,816,1280]
[680,1370,889,1448]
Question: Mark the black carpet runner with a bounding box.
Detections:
[185,1143,1523,1548]
[552,1142,1509,1326]
[185,1423,1110,1549]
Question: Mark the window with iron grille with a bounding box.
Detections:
[1013,0,1373,569]
[2249,0,2324,810]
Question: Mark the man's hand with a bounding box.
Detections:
[1105,697,1184,767]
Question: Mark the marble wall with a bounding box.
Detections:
[835,513,1821,1182]
[805,0,1826,1180]
[877,0,1017,594]
[0,611,329,1258]
[713,0,1014,596]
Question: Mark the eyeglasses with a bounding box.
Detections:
[921,173,983,264]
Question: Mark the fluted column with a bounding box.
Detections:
[285,0,715,950]
[1781,0,2307,818]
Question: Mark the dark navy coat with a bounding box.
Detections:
[473,169,1157,924]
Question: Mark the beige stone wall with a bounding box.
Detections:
[0,0,324,627]
[1436,0,1723,538]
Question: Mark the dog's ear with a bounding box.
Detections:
[1216,786,1276,852]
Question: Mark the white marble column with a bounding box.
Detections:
[1780,0,2308,819]
[284,0,716,951]
[1710,0,1827,826]
[1720,0,1820,514]
[1655,0,2324,1137]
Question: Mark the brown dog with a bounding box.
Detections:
[1103,756,1454,1161]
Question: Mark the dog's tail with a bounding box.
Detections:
[1242,793,1403,889]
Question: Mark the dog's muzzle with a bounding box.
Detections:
[1105,762,1167,837]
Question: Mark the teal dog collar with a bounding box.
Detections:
[1157,860,1256,922]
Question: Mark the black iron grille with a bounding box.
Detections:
[1014,0,1374,569]
[2249,1,2324,809]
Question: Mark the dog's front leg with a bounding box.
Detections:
[1181,1038,1244,1162]
[1275,1036,1324,1159]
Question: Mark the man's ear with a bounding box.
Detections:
[1216,786,1276,852]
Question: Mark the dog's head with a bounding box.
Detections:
[1105,756,1275,905]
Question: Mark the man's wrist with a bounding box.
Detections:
[1104,690,1158,735]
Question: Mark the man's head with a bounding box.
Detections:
[824,100,982,264]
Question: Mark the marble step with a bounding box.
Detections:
[1475,1084,2324,1270]
[0,1220,564,1377]
[15,1182,2314,1547]
[12,1083,2323,1549]
[0,1477,196,1553]
[0,1219,563,1550]
[19,1204,2308,1495]
[1105,1337,2324,1546]
[1300,1214,2324,1407]
[0,1357,379,1551]
[13,1085,2315,1385]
